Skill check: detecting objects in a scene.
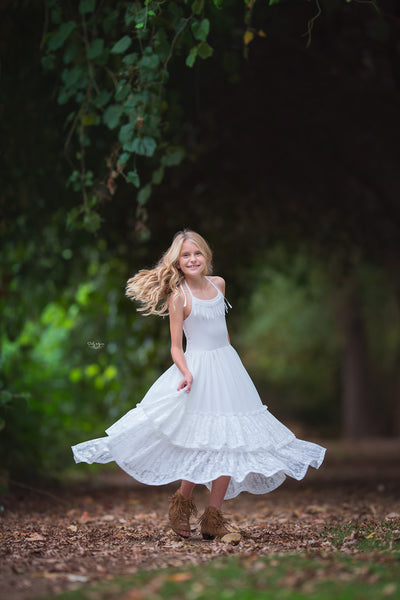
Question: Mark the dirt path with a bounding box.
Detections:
[1,440,399,599]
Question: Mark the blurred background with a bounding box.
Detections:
[1,0,400,482]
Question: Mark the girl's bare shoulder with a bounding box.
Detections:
[209,275,226,293]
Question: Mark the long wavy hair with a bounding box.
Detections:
[126,230,213,315]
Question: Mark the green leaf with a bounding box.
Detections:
[191,18,210,42]
[191,0,205,15]
[124,5,136,26]
[103,105,123,130]
[152,166,164,185]
[95,89,112,107]
[269,0,281,5]
[131,136,157,157]
[66,206,83,230]
[48,21,76,51]
[82,113,98,126]
[79,0,96,14]
[123,96,139,114]
[126,171,140,187]
[119,122,135,146]
[111,36,132,54]
[102,9,119,34]
[186,47,198,68]
[83,210,101,233]
[197,42,213,60]
[138,52,160,70]
[87,38,104,60]
[41,54,56,70]
[58,87,75,105]
[161,147,185,167]
[63,43,80,64]
[61,65,87,89]
[133,7,148,29]
[153,30,170,62]
[122,53,138,66]
[168,3,184,19]
[137,183,152,206]
[115,81,130,102]
[118,152,131,167]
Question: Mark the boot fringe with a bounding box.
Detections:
[168,491,198,538]
[199,506,231,540]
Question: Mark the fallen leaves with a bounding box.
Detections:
[25,533,46,542]
[1,455,399,600]
[221,533,242,545]
[167,572,192,582]
[386,512,400,520]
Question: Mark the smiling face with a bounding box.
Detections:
[178,240,206,278]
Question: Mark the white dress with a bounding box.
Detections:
[72,278,326,499]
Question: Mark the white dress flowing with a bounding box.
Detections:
[72,278,326,499]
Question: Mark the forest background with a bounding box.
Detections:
[1,0,400,482]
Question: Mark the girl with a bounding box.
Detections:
[72,230,326,540]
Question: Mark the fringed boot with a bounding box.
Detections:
[168,490,198,538]
[199,506,231,540]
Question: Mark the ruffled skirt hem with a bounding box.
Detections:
[72,431,326,500]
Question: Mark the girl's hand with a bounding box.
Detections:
[177,372,193,393]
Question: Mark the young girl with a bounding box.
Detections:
[72,230,325,540]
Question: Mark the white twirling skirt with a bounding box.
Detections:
[72,345,326,499]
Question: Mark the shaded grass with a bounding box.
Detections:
[323,517,400,552]
[41,552,400,600]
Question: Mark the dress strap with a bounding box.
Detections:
[205,277,232,311]
[179,283,188,307]
[204,276,219,293]
[184,280,194,298]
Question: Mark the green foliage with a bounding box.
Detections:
[41,0,376,234]
[42,0,220,233]
[1,236,170,479]
[239,247,340,428]
[238,247,400,433]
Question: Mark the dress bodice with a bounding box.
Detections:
[181,278,230,352]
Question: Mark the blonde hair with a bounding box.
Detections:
[126,230,213,315]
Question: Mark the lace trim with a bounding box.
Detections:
[72,434,326,500]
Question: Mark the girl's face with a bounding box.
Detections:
[178,240,206,278]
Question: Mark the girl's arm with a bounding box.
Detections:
[169,292,193,393]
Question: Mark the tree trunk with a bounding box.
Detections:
[341,287,372,438]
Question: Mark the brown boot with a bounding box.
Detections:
[199,506,231,540]
[168,490,198,538]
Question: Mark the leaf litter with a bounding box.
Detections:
[1,440,400,599]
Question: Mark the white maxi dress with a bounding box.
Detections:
[72,278,326,499]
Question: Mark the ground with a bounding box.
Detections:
[1,440,399,599]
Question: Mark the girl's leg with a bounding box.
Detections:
[209,476,230,509]
[179,480,196,498]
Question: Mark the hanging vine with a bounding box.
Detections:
[42,0,367,234]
